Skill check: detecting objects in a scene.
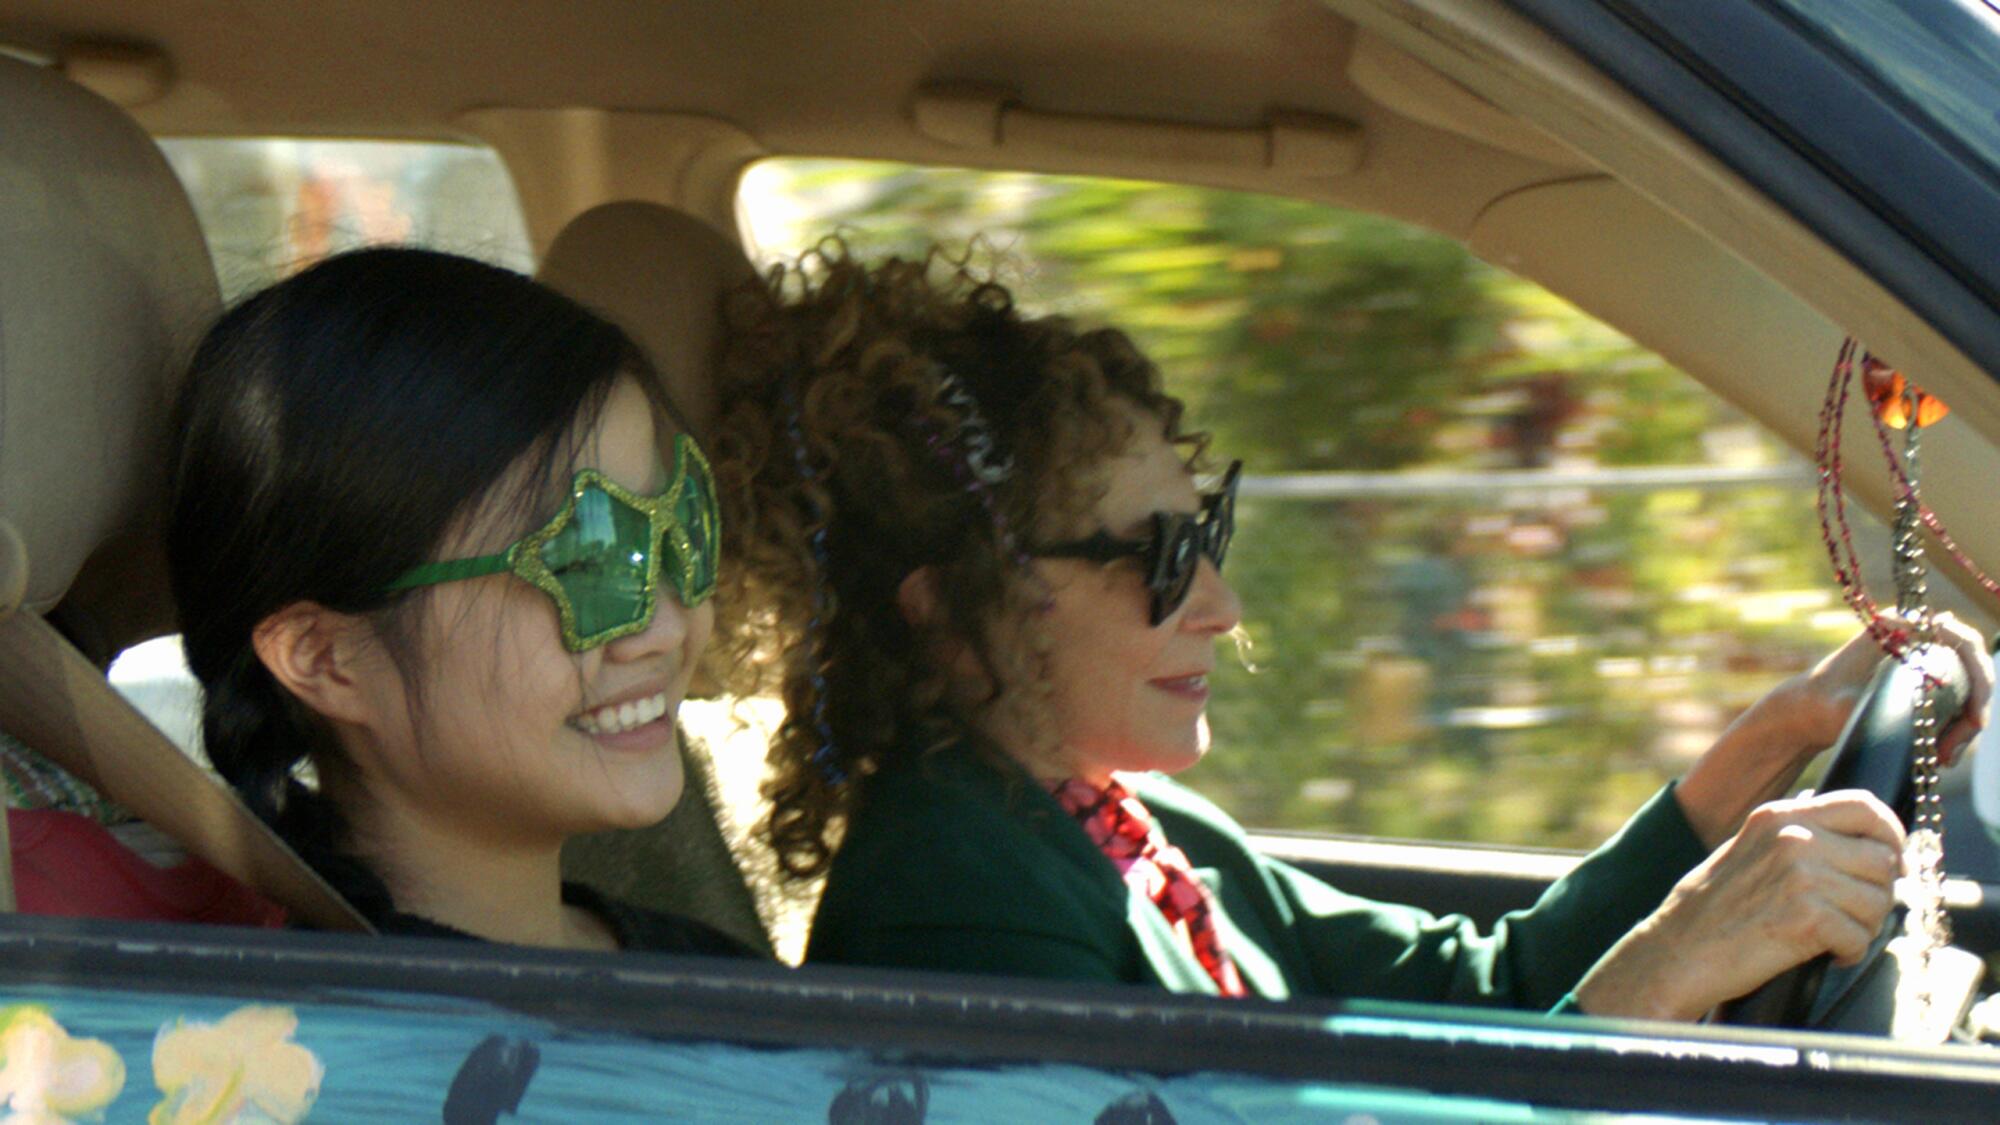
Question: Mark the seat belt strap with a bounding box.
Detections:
[0,610,370,932]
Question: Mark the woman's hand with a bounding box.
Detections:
[1676,613,1993,850]
[1572,790,1904,1022]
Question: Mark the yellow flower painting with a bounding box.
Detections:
[149,1007,321,1125]
[0,1005,126,1125]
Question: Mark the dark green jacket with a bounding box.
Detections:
[808,744,1709,1009]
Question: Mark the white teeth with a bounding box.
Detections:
[575,691,671,735]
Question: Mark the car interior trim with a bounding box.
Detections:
[1505,0,2000,423]
[57,39,172,107]
[911,83,1368,176]
[457,107,763,255]
[1251,831,1582,881]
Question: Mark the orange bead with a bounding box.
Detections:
[1862,355,1950,428]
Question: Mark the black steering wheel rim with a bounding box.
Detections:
[1715,645,1968,1029]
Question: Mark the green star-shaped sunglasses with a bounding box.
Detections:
[386,433,720,651]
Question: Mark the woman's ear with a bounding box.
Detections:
[895,566,942,628]
[250,603,382,728]
[897,567,991,690]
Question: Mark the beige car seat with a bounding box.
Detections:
[539,202,796,959]
[0,54,363,929]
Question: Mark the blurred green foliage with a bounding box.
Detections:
[742,160,1873,848]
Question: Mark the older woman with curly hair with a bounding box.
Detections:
[709,242,1990,1018]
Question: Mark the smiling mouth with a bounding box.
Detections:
[1150,673,1209,697]
[571,691,672,735]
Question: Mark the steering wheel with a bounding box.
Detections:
[1717,645,1970,1030]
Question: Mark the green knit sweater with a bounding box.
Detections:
[808,742,1708,1010]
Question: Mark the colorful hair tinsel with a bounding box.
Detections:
[782,383,846,785]
[915,362,1035,573]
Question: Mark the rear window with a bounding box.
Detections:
[157,138,533,300]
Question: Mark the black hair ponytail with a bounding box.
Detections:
[199,647,396,918]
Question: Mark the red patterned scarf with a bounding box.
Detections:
[1047,776,1247,998]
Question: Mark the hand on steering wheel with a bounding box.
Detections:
[1792,613,1990,770]
[1716,640,1974,1027]
[1579,616,1991,1026]
[1676,613,1990,850]
[1573,791,1904,1022]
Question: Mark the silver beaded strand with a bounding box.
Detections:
[1891,393,1951,1026]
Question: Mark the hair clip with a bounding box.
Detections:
[931,364,1014,485]
[911,364,1035,574]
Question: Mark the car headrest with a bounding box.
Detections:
[0,57,220,620]
[536,202,755,439]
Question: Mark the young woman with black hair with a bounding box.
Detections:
[167,247,748,953]
[713,244,1992,1017]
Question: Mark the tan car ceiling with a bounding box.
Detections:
[4,0,1997,615]
[0,1,1590,235]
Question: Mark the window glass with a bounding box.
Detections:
[1769,0,2000,182]
[110,635,202,757]
[738,159,1978,850]
[157,138,533,300]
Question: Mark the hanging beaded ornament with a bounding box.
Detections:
[1815,336,1975,1021]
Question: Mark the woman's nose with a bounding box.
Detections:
[1179,556,1242,635]
[601,597,695,663]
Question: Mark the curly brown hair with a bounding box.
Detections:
[711,241,1203,879]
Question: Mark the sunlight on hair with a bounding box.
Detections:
[1228,625,1259,673]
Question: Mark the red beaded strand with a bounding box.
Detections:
[1812,337,1983,660]
[1816,338,1907,656]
